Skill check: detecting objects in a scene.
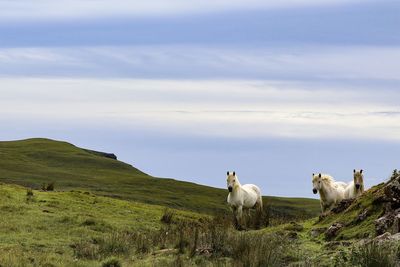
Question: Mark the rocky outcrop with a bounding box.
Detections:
[325,222,344,240]
[331,199,355,214]
[374,170,400,236]
[83,149,117,160]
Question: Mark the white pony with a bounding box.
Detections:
[344,169,365,199]
[312,173,346,214]
[226,171,263,225]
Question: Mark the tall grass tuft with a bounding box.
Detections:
[335,240,400,267]
[160,208,175,224]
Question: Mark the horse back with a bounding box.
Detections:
[242,184,261,197]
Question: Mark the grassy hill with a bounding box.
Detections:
[0,182,204,266]
[0,138,320,218]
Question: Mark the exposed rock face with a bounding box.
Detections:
[355,208,370,223]
[375,212,397,235]
[83,149,117,160]
[374,171,400,236]
[331,199,354,214]
[325,222,344,240]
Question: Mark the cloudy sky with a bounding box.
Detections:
[1,0,399,197]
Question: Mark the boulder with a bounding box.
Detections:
[331,199,354,213]
[355,208,370,223]
[325,222,344,240]
[375,213,395,235]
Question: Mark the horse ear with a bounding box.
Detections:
[227,171,229,176]
[233,171,236,176]
[318,173,321,178]
[360,169,363,174]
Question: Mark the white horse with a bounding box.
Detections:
[312,173,346,214]
[226,171,263,226]
[344,169,365,199]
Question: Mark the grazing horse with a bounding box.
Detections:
[344,169,365,199]
[312,173,346,214]
[226,171,263,226]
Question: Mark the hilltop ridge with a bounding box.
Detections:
[0,138,320,217]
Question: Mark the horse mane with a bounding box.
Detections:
[319,174,336,185]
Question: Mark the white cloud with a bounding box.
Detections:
[0,0,368,21]
[1,45,400,81]
[0,78,399,141]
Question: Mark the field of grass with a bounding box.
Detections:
[0,182,205,266]
[0,138,320,219]
[0,138,398,266]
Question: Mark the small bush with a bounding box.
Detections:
[71,240,99,260]
[335,241,400,267]
[98,232,131,255]
[81,218,96,226]
[230,233,287,267]
[102,257,122,267]
[46,182,55,191]
[26,188,34,202]
[41,182,55,191]
[161,208,175,224]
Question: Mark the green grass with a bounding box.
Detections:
[0,138,320,218]
[0,182,202,266]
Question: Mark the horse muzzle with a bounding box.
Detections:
[228,186,233,192]
[355,184,361,190]
[313,188,317,194]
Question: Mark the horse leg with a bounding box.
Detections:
[237,206,244,230]
[231,206,239,228]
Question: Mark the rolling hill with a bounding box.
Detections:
[0,138,320,218]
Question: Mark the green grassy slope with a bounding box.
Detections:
[0,182,202,266]
[0,138,320,217]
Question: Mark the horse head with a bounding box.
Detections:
[312,173,323,194]
[353,169,364,191]
[226,171,238,192]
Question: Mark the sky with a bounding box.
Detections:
[0,0,399,198]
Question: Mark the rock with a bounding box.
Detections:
[389,232,400,241]
[375,213,396,235]
[375,232,392,242]
[325,222,344,240]
[356,209,370,223]
[331,199,355,213]
[310,227,327,238]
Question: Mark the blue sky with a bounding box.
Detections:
[0,0,399,197]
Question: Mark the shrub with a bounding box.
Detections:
[161,208,175,224]
[335,241,400,267]
[102,257,122,267]
[41,182,55,191]
[26,188,34,202]
[230,233,287,267]
[81,218,96,226]
[97,232,131,255]
[46,182,55,191]
[71,240,99,260]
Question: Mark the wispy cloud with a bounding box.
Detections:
[1,78,399,141]
[0,0,369,21]
[1,45,400,81]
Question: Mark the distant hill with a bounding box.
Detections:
[0,138,320,217]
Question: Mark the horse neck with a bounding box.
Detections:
[319,181,332,201]
[235,177,242,187]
